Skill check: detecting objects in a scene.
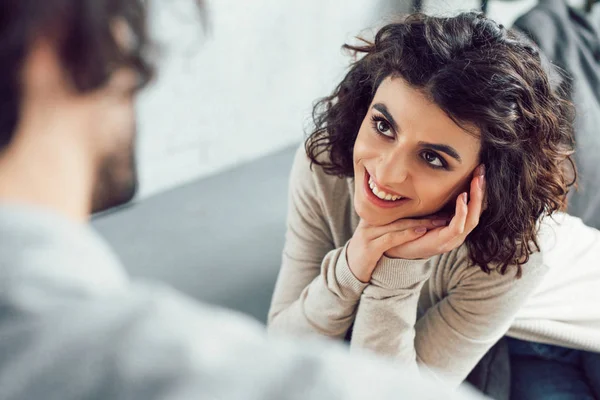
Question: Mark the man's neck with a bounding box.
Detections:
[0,126,94,223]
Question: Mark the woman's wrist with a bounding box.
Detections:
[369,256,432,291]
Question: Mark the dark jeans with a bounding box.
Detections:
[508,337,600,399]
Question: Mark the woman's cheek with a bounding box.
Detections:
[433,179,470,214]
[414,172,456,214]
[353,129,378,161]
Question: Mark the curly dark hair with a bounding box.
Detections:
[0,0,205,150]
[306,12,576,277]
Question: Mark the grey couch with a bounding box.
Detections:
[93,145,297,323]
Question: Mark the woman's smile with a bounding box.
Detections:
[363,169,410,209]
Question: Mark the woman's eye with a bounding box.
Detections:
[376,120,392,137]
[422,151,444,168]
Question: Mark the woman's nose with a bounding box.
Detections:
[376,149,409,187]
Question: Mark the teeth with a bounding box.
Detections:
[368,176,403,202]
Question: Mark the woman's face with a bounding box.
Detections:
[353,77,482,226]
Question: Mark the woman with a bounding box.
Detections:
[268,11,600,397]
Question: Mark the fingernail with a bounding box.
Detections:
[414,226,427,234]
[478,175,485,190]
[432,220,448,226]
[476,165,486,177]
[462,193,468,204]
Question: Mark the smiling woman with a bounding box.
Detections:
[267,11,600,393]
[305,13,576,276]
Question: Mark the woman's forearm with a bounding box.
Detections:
[268,244,368,339]
[350,256,432,364]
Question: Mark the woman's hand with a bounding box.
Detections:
[386,165,486,260]
[346,218,448,283]
[346,165,485,283]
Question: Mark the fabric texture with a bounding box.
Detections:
[508,337,600,399]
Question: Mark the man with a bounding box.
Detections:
[0,1,484,398]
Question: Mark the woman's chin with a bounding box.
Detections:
[355,203,405,226]
[354,199,440,226]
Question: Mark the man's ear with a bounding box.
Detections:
[22,38,69,97]
[111,18,135,53]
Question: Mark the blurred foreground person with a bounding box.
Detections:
[0,1,485,399]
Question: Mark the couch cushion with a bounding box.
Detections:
[93,145,297,323]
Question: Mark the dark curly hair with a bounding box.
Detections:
[306,12,576,277]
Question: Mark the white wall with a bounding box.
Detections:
[136,0,413,198]
[136,0,583,199]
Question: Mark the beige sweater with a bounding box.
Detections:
[268,146,600,386]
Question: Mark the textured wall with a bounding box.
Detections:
[136,0,571,198]
[136,0,411,197]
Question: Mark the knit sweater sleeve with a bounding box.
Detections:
[350,247,548,386]
[267,147,367,339]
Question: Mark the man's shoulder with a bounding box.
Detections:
[0,280,483,400]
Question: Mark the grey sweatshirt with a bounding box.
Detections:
[0,204,484,400]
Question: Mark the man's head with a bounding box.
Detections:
[0,0,156,215]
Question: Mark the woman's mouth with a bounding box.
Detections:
[363,172,409,208]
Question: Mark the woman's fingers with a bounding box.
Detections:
[366,217,447,239]
[465,165,485,232]
[373,225,429,253]
[391,194,469,258]
[441,192,469,241]
[361,166,486,258]
[439,166,486,250]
